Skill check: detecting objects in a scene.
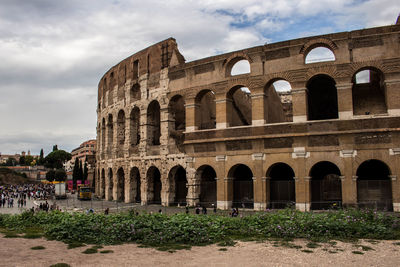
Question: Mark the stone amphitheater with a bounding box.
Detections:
[95,16,400,211]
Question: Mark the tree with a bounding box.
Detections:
[44,150,71,169]
[52,145,58,152]
[72,157,80,188]
[25,155,34,166]
[79,160,83,181]
[38,149,44,165]
[46,170,56,182]
[83,161,88,181]
[19,156,25,165]
[4,158,17,166]
[55,169,67,182]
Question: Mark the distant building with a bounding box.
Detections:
[0,151,39,165]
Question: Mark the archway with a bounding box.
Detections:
[117,110,125,157]
[130,83,141,102]
[267,163,295,209]
[264,79,292,123]
[195,90,216,130]
[168,95,185,151]
[107,168,113,201]
[101,168,105,198]
[197,165,217,207]
[130,107,140,148]
[307,75,338,120]
[227,86,252,127]
[107,114,114,156]
[305,47,335,64]
[310,161,342,210]
[352,68,387,115]
[130,167,141,203]
[146,166,161,204]
[168,166,187,205]
[101,118,106,155]
[147,101,161,145]
[229,164,254,208]
[116,168,125,202]
[357,159,392,211]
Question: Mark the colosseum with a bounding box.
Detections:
[95,16,400,211]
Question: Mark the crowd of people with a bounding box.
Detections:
[0,183,54,209]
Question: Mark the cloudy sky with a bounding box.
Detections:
[0,0,398,156]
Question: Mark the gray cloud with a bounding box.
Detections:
[0,0,399,155]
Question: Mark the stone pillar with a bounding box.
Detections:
[336,83,353,120]
[215,98,230,129]
[292,147,310,211]
[251,91,266,126]
[292,87,307,122]
[340,150,357,207]
[252,152,266,210]
[390,148,400,211]
[385,79,400,116]
[185,158,198,207]
[185,99,198,132]
[215,155,229,209]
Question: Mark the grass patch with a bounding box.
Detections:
[301,249,313,253]
[82,248,98,254]
[393,242,400,246]
[358,245,374,251]
[352,251,364,255]
[366,239,379,244]
[100,250,113,254]
[49,264,71,267]
[3,231,20,238]
[156,243,191,253]
[219,248,228,251]
[30,246,45,250]
[217,239,236,247]
[306,242,321,249]
[328,250,338,254]
[22,233,43,239]
[67,242,85,249]
[91,245,103,250]
[328,241,337,246]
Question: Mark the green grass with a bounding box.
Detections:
[306,242,321,249]
[67,242,85,249]
[100,250,114,254]
[82,248,98,254]
[352,251,364,255]
[49,264,71,267]
[393,242,400,246]
[31,246,45,250]
[358,245,374,251]
[301,249,313,253]
[219,248,228,251]
[217,239,236,247]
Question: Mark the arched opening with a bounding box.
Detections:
[101,168,105,198]
[116,168,125,202]
[230,59,251,76]
[168,95,185,152]
[130,167,141,203]
[267,163,295,209]
[130,107,140,150]
[197,165,217,207]
[107,168,113,201]
[168,165,187,205]
[357,159,392,211]
[305,47,335,64]
[117,110,125,157]
[107,114,114,157]
[146,166,161,204]
[310,161,342,210]
[195,90,216,130]
[101,118,106,156]
[107,86,113,106]
[147,101,161,146]
[352,68,387,115]
[307,74,338,120]
[227,86,252,127]
[130,83,141,102]
[264,80,292,123]
[229,164,254,208]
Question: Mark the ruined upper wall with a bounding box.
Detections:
[168,23,400,94]
[97,38,184,101]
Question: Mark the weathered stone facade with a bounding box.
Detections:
[96,18,400,211]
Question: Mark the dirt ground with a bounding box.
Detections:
[1,235,400,267]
